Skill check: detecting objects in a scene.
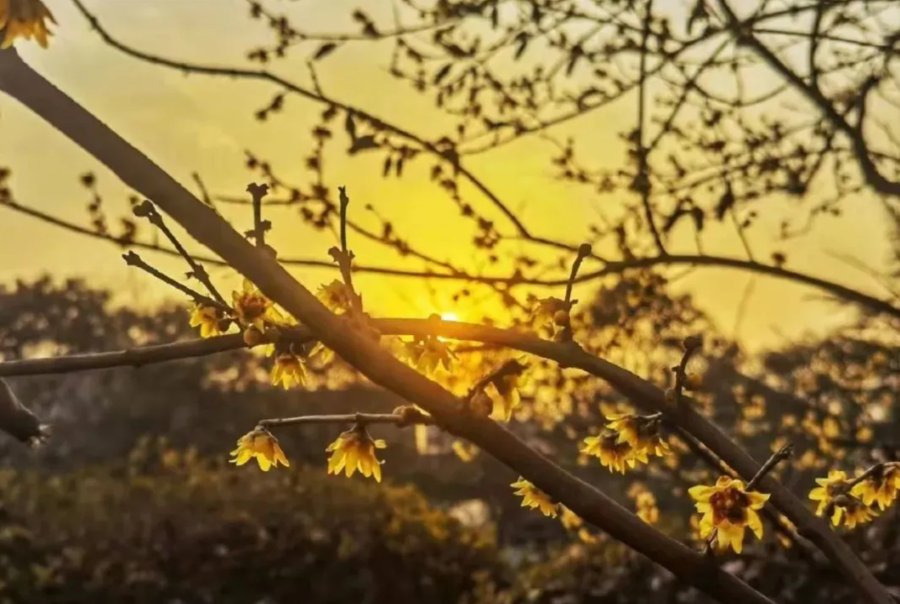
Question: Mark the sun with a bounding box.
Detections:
[440,312,460,322]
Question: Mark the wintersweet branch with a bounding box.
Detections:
[0,49,775,604]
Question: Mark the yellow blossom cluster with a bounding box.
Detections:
[580,412,670,473]
[1,0,54,49]
[188,279,314,390]
[229,427,290,472]
[808,466,898,529]
[317,279,356,315]
[852,463,900,510]
[510,477,557,518]
[400,335,456,377]
[628,484,660,525]
[485,362,528,421]
[689,476,770,554]
[559,506,599,543]
[188,303,229,339]
[326,425,386,482]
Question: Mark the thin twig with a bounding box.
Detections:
[122,251,225,310]
[3,196,899,318]
[246,182,270,249]
[258,411,434,428]
[133,200,228,306]
[747,444,794,490]
[636,0,666,255]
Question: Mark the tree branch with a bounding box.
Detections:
[0,46,776,604]
[3,196,898,319]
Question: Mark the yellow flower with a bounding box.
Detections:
[317,279,356,314]
[634,491,659,525]
[511,477,557,518]
[0,0,55,49]
[810,470,878,528]
[229,427,290,471]
[606,412,671,458]
[326,425,386,482]
[689,476,770,554]
[451,440,479,463]
[231,279,276,330]
[581,430,648,474]
[559,506,583,531]
[850,463,900,511]
[270,352,306,389]
[486,360,528,421]
[188,303,228,338]
[402,336,456,376]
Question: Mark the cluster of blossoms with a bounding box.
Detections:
[188,279,360,391]
[580,412,670,473]
[510,477,557,518]
[229,427,290,472]
[230,421,389,482]
[689,477,770,554]
[0,0,54,49]
[400,334,456,377]
[326,424,387,482]
[809,463,900,529]
[483,360,528,421]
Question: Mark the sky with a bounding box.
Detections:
[1,0,896,354]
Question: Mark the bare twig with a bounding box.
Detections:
[258,410,434,429]
[133,200,228,306]
[635,0,666,255]
[3,197,899,319]
[246,182,270,249]
[122,251,225,311]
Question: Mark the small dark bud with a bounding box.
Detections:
[683,335,703,351]
[132,200,155,218]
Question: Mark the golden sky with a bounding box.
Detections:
[1,0,896,354]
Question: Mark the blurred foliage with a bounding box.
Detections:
[0,440,498,604]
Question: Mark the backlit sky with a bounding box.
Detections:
[1,0,896,353]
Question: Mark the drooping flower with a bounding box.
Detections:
[485,360,528,421]
[689,476,770,554]
[606,412,671,458]
[809,470,878,528]
[232,279,276,330]
[581,429,648,474]
[270,352,306,389]
[557,506,599,542]
[401,335,456,376]
[850,463,900,511]
[229,427,290,471]
[317,279,356,314]
[511,477,557,518]
[0,0,55,49]
[188,303,228,338]
[326,425,386,482]
[634,490,659,525]
[451,440,479,463]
